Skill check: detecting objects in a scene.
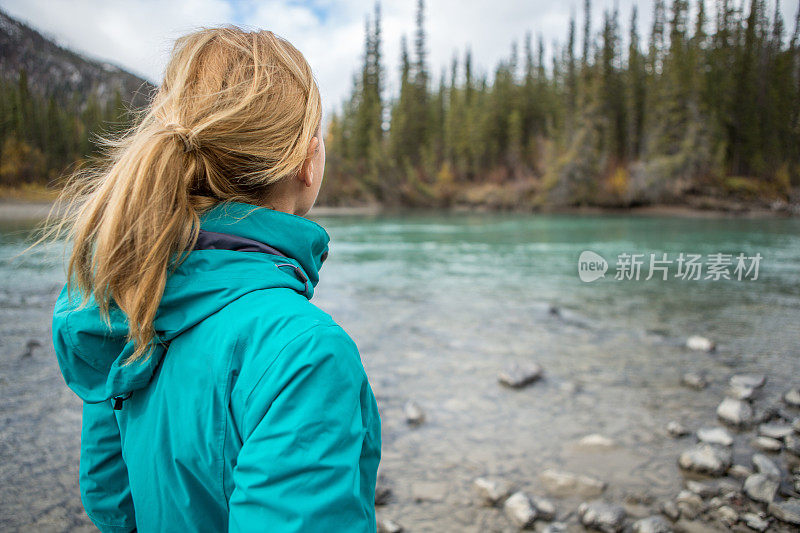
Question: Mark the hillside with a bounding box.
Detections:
[0,8,155,188]
[0,8,153,110]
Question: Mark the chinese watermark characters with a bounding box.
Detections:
[578,251,762,282]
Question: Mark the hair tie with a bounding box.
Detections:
[163,122,200,153]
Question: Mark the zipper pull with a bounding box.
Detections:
[112,392,132,410]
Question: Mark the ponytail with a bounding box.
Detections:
[32,26,322,364]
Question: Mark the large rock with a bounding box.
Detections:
[768,499,800,525]
[472,477,511,506]
[578,501,627,533]
[677,444,732,476]
[540,469,606,498]
[717,397,754,426]
[503,491,537,529]
[743,473,779,504]
[696,427,733,447]
[498,362,543,388]
[631,515,673,533]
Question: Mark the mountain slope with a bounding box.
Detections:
[0,8,154,109]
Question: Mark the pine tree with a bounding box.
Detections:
[627,6,646,158]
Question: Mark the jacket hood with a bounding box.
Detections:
[52,201,331,403]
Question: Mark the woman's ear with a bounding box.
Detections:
[299,136,320,187]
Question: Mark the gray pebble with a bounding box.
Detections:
[377,517,403,533]
[743,473,779,504]
[539,469,606,498]
[403,400,425,425]
[728,464,753,479]
[784,388,800,408]
[696,427,733,447]
[758,422,794,440]
[675,490,705,520]
[659,500,680,521]
[685,480,720,498]
[472,477,512,506]
[540,522,568,533]
[768,498,800,525]
[578,501,626,533]
[681,372,709,390]
[752,436,782,452]
[752,453,781,480]
[498,362,543,388]
[530,495,556,521]
[677,444,732,476]
[730,374,766,389]
[727,384,757,401]
[632,515,673,533]
[717,397,754,426]
[711,505,738,527]
[686,336,715,352]
[741,512,769,532]
[785,434,800,457]
[503,491,537,529]
[666,421,689,438]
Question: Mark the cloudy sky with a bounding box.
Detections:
[1,0,797,116]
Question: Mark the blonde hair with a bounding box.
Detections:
[37,26,322,364]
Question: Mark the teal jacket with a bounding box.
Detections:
[51,201,382,532]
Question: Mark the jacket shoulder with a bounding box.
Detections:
[219,288,364,413]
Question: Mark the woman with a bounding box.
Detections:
[47,26,381,532]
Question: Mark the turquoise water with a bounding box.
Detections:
[314,212,800,359]
[2,210,799,530]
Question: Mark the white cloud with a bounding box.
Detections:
[1,0,797,118]
[0,0,234,80]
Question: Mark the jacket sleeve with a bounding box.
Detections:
[79,400,137,533]
[228,324,382,533]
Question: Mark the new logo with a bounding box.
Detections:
[578,251,608,282]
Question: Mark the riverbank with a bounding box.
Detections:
[1,196,797,223]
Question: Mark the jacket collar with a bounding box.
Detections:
[197,201,331,292]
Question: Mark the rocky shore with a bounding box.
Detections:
[373,341,800,532]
